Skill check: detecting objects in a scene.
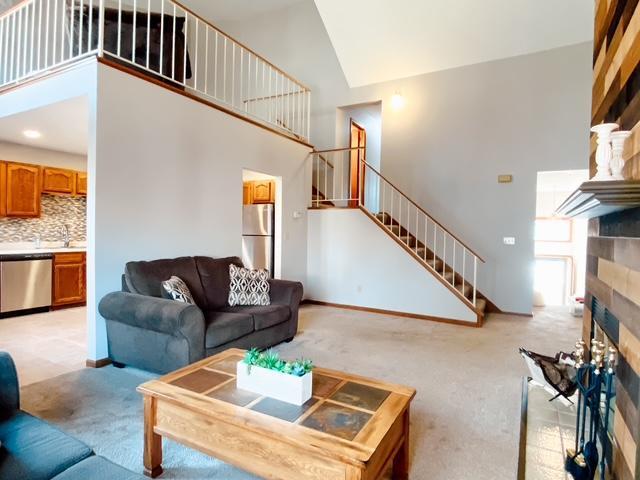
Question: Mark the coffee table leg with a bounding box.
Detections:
[392,406,410,479]
[144,396,163,478]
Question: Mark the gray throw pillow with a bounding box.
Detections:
[161,276,195,304]
[228,264,270,306]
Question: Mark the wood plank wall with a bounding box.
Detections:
[586,2,640,479]
[591,0,640,179]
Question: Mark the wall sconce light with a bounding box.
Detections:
[391,92,405,110]
[22,129,42,139]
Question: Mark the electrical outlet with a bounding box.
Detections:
[503,237,515,245]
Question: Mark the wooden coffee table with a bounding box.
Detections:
[137,348,416,480]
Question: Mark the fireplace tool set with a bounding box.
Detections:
[565,340,617,480]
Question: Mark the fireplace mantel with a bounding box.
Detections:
[555,180,640,218]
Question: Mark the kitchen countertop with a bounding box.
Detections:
[0,242,87,256]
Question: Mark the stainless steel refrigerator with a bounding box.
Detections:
[242,204,274,277]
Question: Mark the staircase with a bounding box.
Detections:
[310,147,488,325]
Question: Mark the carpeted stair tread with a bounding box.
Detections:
[475,298,487,313]
[374,210,486,320]
[399,235,417,247]
[457,283,472,297]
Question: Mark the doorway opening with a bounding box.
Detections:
[336,101,382,211]
[242,169,282,279]
[534,170,589,308]
[0,96,90,385]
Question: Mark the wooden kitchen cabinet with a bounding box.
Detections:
[252,180,275,204]
[75,172,87,196]
[243,182,253,205]
[5,162,41,217]
[42,167,75,194]
[0,162,6,216]
[52,252,86,307]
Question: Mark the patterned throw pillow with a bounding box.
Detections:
[228,264,270,306]
[161,276,195,304]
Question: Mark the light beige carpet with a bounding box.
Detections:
[20,305,580,479]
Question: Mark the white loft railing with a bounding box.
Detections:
[311,147,485,310]
[0,0,311,141]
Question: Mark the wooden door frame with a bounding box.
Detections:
[349,119,366,207]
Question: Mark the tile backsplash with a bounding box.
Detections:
[0,194,86,243]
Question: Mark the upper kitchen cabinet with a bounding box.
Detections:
[4,161,41,217]
[243,182,253,205]
[42,167,75,194]
[0,162,6,216]
[75,172,87,196]
[252,180,275,204]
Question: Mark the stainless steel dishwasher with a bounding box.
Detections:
[0,253,53,314]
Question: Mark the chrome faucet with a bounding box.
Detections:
[60,225,70,248]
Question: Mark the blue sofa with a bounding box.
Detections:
[0,352,143,480]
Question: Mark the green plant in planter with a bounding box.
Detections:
[243,348,313,377]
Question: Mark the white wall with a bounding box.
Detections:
[219,4,593,314]
[307,208,476,323]
[0,141,87,170]
[93,63,312,359]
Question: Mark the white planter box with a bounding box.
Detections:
[236,361,312,406]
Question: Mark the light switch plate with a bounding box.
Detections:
[503,237,515,245]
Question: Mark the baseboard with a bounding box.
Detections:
[499,311,534,318]
[302,299,480,327]
[86,358,111,368]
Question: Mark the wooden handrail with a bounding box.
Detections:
[359,158,485,263]
[0,0,312,94]
[243,90,307,104]
[171,0,311,92]
[313,147,364,154]
[0,0,34,18]
[317,154,334,169]
[313,148,484,262]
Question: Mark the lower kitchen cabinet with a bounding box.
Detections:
[52,252,86,307]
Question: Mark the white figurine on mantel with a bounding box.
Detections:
[590,123,619,181]
[610,130,632,180]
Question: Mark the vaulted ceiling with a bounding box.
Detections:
[312,0,595,87]
[181,0,305,23]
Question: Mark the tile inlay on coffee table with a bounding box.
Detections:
[138,349,416,480]
[207,354,244,375]
[330,381,391,411]
[312,373,343,397]
[169,368,232,393]
[251,396,318,422]
[206,379,260,407]
[302,402,373,441]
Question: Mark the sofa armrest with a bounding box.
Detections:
[98,292,206,358]
[269,279,303,307]
[269,280,303,339]
[0,351,20,414]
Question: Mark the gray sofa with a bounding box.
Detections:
[98,256,303,374]
[0,352,143,480]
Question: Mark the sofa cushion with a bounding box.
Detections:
[0,412,93,480]
[222,304,290,331]
[204,310,254,349]
[124,257,207,308]
[195,256,243,309]
[161,276,195,304]
[228,264,271,306]
[52,455,144,480]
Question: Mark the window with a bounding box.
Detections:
[535,218,572,242]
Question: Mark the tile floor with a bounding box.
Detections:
[525,382,590,480]
[0,307,87,386]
